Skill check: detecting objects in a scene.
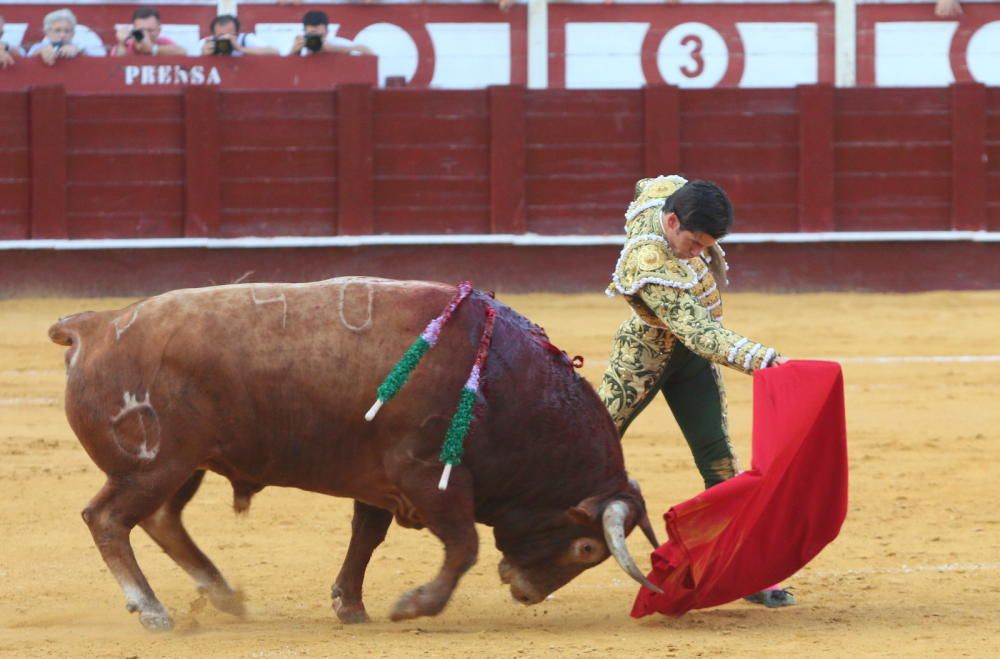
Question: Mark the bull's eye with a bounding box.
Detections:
[568,537,605,564]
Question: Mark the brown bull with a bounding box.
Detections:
[49,277,659,631]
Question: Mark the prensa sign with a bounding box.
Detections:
[124,64,222,86]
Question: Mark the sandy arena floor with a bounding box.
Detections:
[1,290,998,657]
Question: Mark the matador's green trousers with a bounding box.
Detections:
[599,316,739,489]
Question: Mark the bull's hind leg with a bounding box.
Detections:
[389,463,479,621]
[330,501,393,623]
[82,471,196,631]
[139,470,245,617]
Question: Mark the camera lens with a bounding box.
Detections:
[213,37,233,56]
[132,29,144,42]
[305,34,323,53]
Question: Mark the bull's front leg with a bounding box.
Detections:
[389,462,478,621]
[331,500,393,623]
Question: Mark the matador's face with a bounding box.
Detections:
[661,211,717,259]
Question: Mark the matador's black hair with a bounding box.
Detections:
[664,180,734,239]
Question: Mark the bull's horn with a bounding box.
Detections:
[638,512,660,549]
[627,479,661,549]
[602,501,664,594]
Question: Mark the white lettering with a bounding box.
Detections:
[120,63,222,88]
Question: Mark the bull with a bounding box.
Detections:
[49,277,660,631]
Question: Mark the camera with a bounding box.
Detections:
[212,36,234,56]
[131,29,144,42]
[304,33,323,53]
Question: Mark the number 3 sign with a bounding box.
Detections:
[656,22,730,88]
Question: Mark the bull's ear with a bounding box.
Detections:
[567,496,602,525]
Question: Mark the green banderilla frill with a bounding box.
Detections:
[439,387,477,466]
[376,336,430,402]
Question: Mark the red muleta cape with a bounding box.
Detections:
[632,360,848,617]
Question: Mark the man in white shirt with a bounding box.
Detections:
[26,9,105,66]
[289,10,372,57]
[198,14,278,57]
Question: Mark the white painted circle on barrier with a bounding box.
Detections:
[353,22,419,86]
[657,22,728,88]
[967,21,1000,86]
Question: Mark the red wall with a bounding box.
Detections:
[2,84,998,241]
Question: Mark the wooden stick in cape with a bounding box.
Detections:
[365,281,473,421]
[438,305,496,490]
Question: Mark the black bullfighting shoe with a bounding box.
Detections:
[744,586,796,608]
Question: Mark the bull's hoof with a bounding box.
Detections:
[389,586,446,622]
[331,584,371,623]
[207,588,247,618]
[334,601,371,624]
[138,607,174,632]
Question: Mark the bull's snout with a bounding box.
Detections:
[509,582,545,605]
[502,562,546,605]
[498,558,513,585]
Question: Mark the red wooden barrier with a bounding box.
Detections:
[798,84,834,232]
[990,88,1000,232]
[338,84,374,235]
[184,87,221,237]
[0,92,30,240]
[644,85,681,178]
[489,85,526,234]
[374,90,490,234]
[29,85,67,239]
[951,83,987,232]
[218,92,336,237]
[4,85,1000,241]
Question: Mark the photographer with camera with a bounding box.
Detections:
[111,7,186,57]
[198,14,278,57]
[289,11,373,57]
[27,9,105,66]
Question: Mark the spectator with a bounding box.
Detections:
[27,9,105,66]
[289,11,373,57]
[0,15,24,69]
[934,0,962,17]
[111,7,187,57]
[199,14,278,57]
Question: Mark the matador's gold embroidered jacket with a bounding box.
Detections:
[598,175,780,430]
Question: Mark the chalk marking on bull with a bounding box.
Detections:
[110,391,160,460]
[113,305,142,341]
[250,287,287,329]
[365,281,473,421]
[338,280,375,332]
